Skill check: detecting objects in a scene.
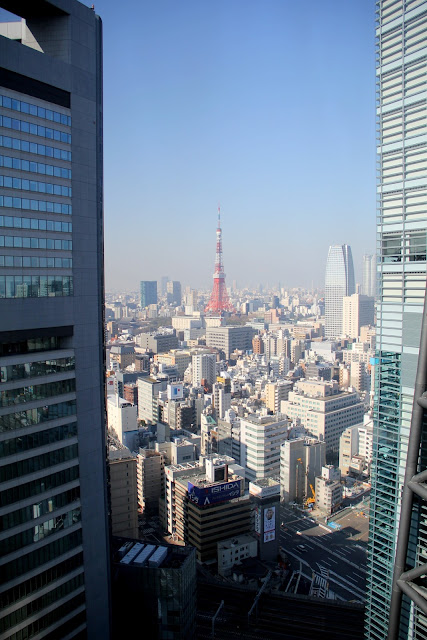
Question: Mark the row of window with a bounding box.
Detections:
[0,574,84,636]
[0,135,71,162]
[0,463,79,509]
[0,275,73,299]
[1,507,81,557]
[0,175,71,197]
[0,216,72,232]
[0,443,79,483]
[0,235,72,250]
[0,195,71,215]
[5,594,85,640]
[1,356,75,384]
[381,233,427,262]
[0,336,60,358]
[1,575,84,638]
[0,529,82,585]
[0,551,83,610]
[1,378,76,408]
[0,115,71,144]
[0,423,78,461]
[0,95,71,126]
[0,256,72,269]
[0,400,77,433]
[0,155,71,179]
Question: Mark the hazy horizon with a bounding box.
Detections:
[0,1,376,291]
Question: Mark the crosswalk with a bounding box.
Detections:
[318,566,329,578]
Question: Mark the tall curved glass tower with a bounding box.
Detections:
[324,244,355,338]
[365,2,427,639]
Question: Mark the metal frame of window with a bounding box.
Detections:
[388,285,427,639]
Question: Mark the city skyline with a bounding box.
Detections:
[0,1,376,290]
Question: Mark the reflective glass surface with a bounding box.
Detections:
[0,136,71,162]
[0,275,73,298]
[0,155,71,179]
[0,94,71,126]
[0,115,71,144]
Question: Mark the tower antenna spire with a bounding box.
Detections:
[205,206,235,315]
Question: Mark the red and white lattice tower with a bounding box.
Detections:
[205,207,235,314]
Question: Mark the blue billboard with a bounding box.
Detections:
[187,479,242,507]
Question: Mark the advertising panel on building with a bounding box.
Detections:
[187,478,242,507]
[263,506,275,543]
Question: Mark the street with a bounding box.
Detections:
[279,502,369,602]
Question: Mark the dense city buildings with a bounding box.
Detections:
[365,2,427,639]
[0,2,111,639]
[324,244,355,338]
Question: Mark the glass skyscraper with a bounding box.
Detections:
[140,280,158,308]
[0,2,111,638]
[324,244,355,338]
[366,2,427,639]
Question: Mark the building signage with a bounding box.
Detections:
[187,479,242,507]
[249,482,280,499]
[254,506,261,535]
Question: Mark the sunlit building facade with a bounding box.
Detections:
[324,244,355,338]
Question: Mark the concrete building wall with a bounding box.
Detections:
[136,449,164,514]
[109,452,138,538]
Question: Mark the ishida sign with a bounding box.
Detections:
[187,478,242,507]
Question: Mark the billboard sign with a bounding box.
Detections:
[187,478,242,507]
[264,531,275,543]
[264,506,276,533]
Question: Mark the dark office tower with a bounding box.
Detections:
[167,280,181,305]
[0,2,111,639]
[159,275,169,297]
[140,280,157,308]
[365,2,427,639]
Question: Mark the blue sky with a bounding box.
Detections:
[1,1,376,291]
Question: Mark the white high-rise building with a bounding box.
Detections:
[324,244,355,338]
[192,353,216,386]
[362,254,377,298]
[239,414,288,481]
[342,293,375,339]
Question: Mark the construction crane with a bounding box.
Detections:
[305,483,316,508]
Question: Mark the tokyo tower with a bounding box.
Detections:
[205,207,235,314]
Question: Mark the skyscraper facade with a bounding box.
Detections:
[324,244,355,338]
[362,254,377,298]
[140,280,157,307]
[0,3,111,639]
[167,280,182,305]
[365,2,427,639]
